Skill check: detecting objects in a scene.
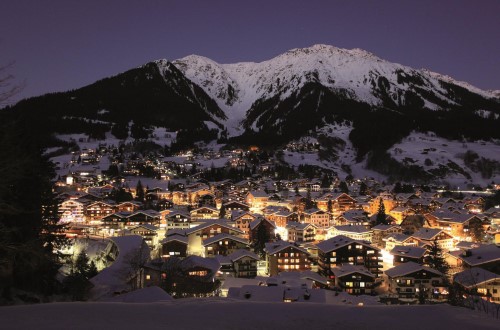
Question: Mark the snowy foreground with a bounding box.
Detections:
[1,299,499,330]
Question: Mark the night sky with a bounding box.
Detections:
[1,0,499,103]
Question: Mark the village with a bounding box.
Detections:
[52,138,500,306]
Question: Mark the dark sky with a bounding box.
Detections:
[1,0,499,103]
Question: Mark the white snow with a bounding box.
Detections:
[171,44,498,136]
[389,131,500,186]
[0,299,498,329]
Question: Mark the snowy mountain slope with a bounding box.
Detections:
[172,44,499,135]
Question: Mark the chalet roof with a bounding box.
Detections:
[390,245,427,259]
[317,192,351,201]
[371,224,400,231]
[433,212,478,224]
[334,225,371,234]
[165,210,191,219]
[186,220,243,235]
[191,206,218,213]
[389,206,412,213]
[249,217,276,230]
[411,228,449,241]
[385,261,443,278]
[455,244,500,267]
[161,234,188,245]
[302,208,325,215]
[383,233,411,242]
[316,235,378,253]
[265,241,309,255]
[274,210,295,217]
[331,264,375,279]
[214,254,232,265]
[132,210,161,218]
[248,190,269,198]
[165,229,187,237]
[203,233,249,246]
[338,209,367,221]
[228,249,260,262]
[454,267,500,288]
[286,221,315,231]
[130,224,158,232]
[179,256,221,274]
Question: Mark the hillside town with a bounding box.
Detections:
[52,139,500,305]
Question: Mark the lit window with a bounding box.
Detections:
[146,275,151,280]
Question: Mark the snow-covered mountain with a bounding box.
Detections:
[171,44,499,135]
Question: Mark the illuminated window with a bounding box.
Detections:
[146,275,151,280]
[360,282,365,287]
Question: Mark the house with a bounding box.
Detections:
[84,200,116,222]
[190,206,219,220]
[316,193,357,216]
[329,225,372,242]
[165,210,191,231]
[222,201,250,213]
[125,210,161,228]
[385,262,447,303]
[59,199,86,223]
[334,209,369,226]
[203,233,249,257]
[383,233,417,251]
[231,211,259,239]
[265,210,299,228]
[301,208,331,228]
[226,249,260,278]
[286,222,317,243]
[430,211,485,241]
[160,230,188,259]
[185,220,244,256]
[454,267,500,303]
[128,224,159,248]
[390,245,427,266]
[316,235,382,279]
[115,201,142,213]
[409,228,454,252]
[249,217,277,243]
[90,235,150,299]
[330,264,376,295]
[371,224,403,249]
[245,190,269,209]
[264,241,311,276]
[450,244,500,273]
[388,207,415,224]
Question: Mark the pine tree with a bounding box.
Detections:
[425,238,450,275]
[253,221,270,258]
[359,182,368,196]
[339,181,349,194]
[375,198,388,225]
[136,180,145,202]
[219,204,226,219]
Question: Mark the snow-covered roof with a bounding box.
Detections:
[286,221,315,230]
[316,235,378,253]
[390,245,427,259]
[371,224,400,231]
[455,244,500,267]
[453,267,500,288]
[410,227,445,241]
[265,241,309,255]
[227,249,260,262]
[90,235,149,299]
[385,261,443,278]
[186,220,243,235]
[334,225,371,234]
[331,264,375,278]
[203,233,249,246]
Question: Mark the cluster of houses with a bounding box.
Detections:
[55,150,500,303]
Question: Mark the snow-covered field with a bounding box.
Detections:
[389,132,500,186]
[1,299,498,330]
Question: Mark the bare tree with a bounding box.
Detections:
[0,61,24,106]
